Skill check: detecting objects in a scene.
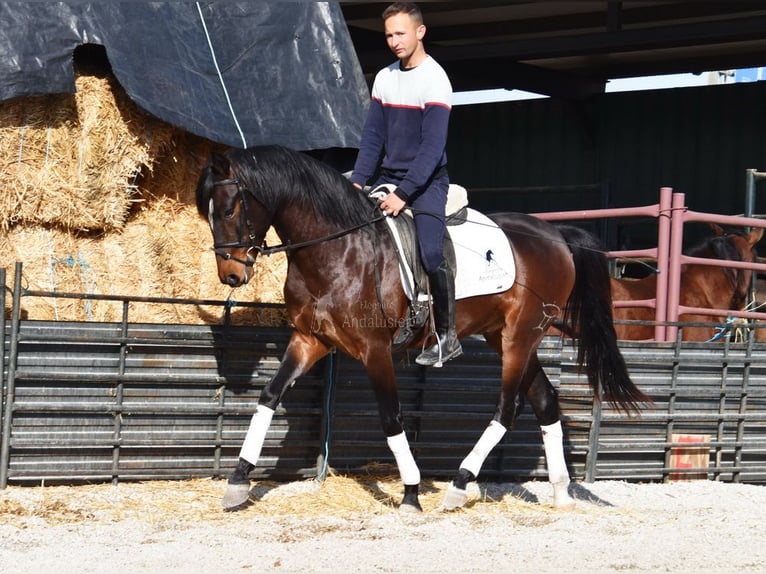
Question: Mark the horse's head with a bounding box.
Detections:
[708,223,764,309]
[196,151,271,287]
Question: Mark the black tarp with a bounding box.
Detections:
[0,2,369,150]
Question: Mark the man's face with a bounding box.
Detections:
[384,12,424,63]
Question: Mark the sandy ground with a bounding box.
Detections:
[1,474,765,574]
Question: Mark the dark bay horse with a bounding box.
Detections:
[612,225,763,341]
[196,145,649,512]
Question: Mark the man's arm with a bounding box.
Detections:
[351,98,386,187]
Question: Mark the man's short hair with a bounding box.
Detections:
[382,2,423,25]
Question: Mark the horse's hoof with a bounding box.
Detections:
[399,501,423,514]
[439,482,468,511]
[552,480,576,510]
[400,486,423,513]
[222,482,251,511]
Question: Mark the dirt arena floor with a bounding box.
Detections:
[1,474,765,574]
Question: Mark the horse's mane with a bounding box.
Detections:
[223,145,375,228]
[687,231,745,262]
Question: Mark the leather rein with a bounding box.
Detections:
[210,176,385,267]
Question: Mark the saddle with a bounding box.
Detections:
[368,183,469,348]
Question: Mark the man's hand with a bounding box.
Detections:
[380,192,406,217]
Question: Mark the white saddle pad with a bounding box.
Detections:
[451,208,515,299]
[386,207,515,301]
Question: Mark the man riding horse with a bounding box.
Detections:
[350,2,461,367]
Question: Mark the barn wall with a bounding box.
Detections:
[448,81,766,249]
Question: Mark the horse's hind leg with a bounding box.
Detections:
[222,332,330,510]
[440,333,574,511]
[525,357,575,509]
[440,330,527,510]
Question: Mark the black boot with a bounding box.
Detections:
[415,260,462,367]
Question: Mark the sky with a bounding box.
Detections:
[452,68,762,106]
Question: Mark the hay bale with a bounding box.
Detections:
[0,71,289,325]
[0,73,175,232]
[0,122,288,324]
[0,204,288,325]
[136,128,223,206]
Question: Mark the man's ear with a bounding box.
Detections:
[416,24,426,41]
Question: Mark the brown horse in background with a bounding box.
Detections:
[196,145,649,514]
[612,224,763,341]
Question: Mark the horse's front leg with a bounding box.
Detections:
[222,331,330,510]
[367,352,422,513]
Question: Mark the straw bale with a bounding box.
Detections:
[0,73,175,232]
[0,70,288,324]
[0,207,288,324]
[135,127,222,206]
[0,69,286,325]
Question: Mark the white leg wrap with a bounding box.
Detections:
[459,420,507,477]
[541,420,575,509]
[541,420,570,484]
[239,406,275,466]
[387,432,420,485]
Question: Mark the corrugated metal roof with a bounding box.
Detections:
[342,2,766,98]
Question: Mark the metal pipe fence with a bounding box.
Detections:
[535,186,766,342]
[2,262,766,487]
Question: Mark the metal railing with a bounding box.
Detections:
[2,262,766,487]
[534,186,766,341]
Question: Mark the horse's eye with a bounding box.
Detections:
[224,206,236,219]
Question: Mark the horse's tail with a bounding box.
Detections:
[557,225,651,415]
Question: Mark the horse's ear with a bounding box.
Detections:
[747,226,764,246]
[210,152,232,179]
[708,223,725,236]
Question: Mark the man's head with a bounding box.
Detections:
[382,3,426,68]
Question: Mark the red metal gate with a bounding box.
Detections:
[534,187,766,341]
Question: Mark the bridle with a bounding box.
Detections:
[208,175,386,265]
[209,177,263,268]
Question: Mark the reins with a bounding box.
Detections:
[259,215,386,256]
[210,176,386,263]
[210,175,619,265]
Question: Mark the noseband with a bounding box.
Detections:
[210,177,263,268]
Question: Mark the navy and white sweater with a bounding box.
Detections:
[351,55,452,201]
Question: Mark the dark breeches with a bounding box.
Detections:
[410,176,448,272]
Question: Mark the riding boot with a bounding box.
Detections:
[415,260,462,367]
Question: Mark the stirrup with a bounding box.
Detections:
[415,333,462,367]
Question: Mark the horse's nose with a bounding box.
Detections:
[224,274,243,287]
